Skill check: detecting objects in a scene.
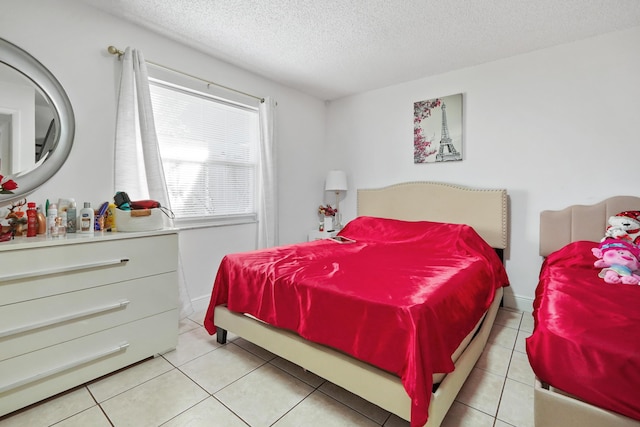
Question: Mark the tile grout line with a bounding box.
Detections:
[491,311,523,426]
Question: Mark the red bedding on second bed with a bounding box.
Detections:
[204,216,508,427]
[526,241,640,421]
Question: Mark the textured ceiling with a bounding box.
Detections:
[80,0,640,100]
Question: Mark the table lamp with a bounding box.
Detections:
[325,170,348,229]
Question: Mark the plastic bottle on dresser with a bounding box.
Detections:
[105,203,117,231]
[66,200,77,233]
[47,203,59,237]
[79,202,94,235]
[36,206,47,235]
[26,202,37,237]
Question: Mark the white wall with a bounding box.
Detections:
[0,0,328,311]
[326,26,640,311]
[4,0,640,313]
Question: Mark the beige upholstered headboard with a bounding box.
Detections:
[539,196,640,257]
[357,181,508,249]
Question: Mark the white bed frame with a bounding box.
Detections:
[537,196,640,427]
[214,181,508,426]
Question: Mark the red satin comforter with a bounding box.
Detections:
[204,216,508,427]
[526,241,640,421]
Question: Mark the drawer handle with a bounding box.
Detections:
[0,300,131,338]
[0,342,130,394]
[0,258,129,282]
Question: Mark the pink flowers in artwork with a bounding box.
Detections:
[413,98,441,163]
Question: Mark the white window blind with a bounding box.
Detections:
[149,80,259,223]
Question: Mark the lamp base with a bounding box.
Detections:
[334,191,341,230]
[323,216,335,232]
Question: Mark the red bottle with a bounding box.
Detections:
[27,202,37,237]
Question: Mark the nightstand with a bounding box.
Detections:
[308,229,338,241]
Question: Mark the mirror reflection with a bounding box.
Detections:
[0,64,55,176]
[0,37,75,205]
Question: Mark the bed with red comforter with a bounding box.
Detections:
[205,216,508,427]
[526,240,640,422]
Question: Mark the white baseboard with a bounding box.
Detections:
[191,294,212,314]
[502,292,534,313]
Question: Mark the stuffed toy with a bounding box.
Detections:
[592,239,640,284]
[603,211,640,245]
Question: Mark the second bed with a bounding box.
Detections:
[529,196,640,427]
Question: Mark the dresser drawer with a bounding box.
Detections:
[0,271,177,361]
[0,309,178,417]
[0,233,178,305]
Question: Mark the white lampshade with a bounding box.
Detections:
[325,170,348,192]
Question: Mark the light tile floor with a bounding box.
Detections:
[0,307,535,427]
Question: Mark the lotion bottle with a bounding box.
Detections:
[79,202,94,234]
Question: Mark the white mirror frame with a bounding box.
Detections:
[0,38,75,204]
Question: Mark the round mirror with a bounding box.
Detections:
[0,38,75,204]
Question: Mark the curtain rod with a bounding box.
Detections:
[107,46,264,103]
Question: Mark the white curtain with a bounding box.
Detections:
[257,97,278,249]
[114,47,194,319]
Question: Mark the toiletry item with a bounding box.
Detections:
[36,206,47,234]
[55,216,66,237]
[47,203,58,237]
[26,202,37,237]
[105,203,117,231]
[57,198,72,213]
[59,211,67,235]
[66,200,77,233]
[95,201,109,231]
[114,191,131,210]
[79,202,94,234]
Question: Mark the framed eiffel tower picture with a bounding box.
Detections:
[413,93,463,163]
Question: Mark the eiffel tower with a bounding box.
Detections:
[436,102,462,162]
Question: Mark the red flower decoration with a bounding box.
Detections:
[318,204,337,217]
[0,174,18,194]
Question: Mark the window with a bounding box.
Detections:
[149,79,259,225]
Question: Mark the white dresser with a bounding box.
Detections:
[0,230,179,416]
